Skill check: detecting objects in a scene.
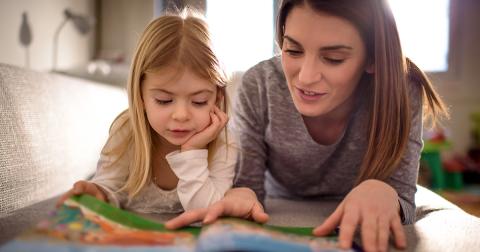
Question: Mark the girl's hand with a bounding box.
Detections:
[181,106,228,151]
[165,187,269,229]
[56,180,107,207]
[313,179,407,252]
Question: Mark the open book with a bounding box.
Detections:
[0,195,360,252]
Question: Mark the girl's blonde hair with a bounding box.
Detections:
[104,9,228,198]
[276,0,449,183]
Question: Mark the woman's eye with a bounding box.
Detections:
[193,101,208,106]
[283,49,303,57]
[155,99,172,105]
[324,57,345,65]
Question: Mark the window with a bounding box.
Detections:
[206,0,274,73]
[388,0,451,72]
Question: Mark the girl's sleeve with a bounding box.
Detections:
[230,65,269,203]
[387,81,424,224]
[166,140,237,211]
[90,126,131,208]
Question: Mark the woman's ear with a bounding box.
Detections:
[366,62,375,74]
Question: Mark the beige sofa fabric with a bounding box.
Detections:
[0,64,127,217]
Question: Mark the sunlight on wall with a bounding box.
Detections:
[206,0,274,73]
[388,0,450,72]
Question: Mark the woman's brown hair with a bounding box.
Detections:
[276,0,448,182]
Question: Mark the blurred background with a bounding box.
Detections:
[0,0,479,215]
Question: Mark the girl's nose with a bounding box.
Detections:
[172,104,189,122]
[298,55,322,85]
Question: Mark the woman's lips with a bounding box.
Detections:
[295,87,326,101]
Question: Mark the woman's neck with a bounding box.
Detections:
[302,95,356,145]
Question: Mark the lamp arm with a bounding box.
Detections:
[52,18,69,71]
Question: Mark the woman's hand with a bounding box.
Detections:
[181,106,228,152]
[165,187,269,229]
[56,180,107,207]
[313,179,406,252]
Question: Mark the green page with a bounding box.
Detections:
[0,194,357,252]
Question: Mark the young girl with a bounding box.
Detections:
[58,10,236,214]
[166,0,448,251]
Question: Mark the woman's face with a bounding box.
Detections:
[281,4,372,119]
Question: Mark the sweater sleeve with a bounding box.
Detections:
[387,81,424,224]
[166,139,236,211]
[231,63,270,202]
[90,123,131,208]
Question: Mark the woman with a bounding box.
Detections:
[166,1,447,251]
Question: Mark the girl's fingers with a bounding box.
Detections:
[338,206,360,249]
[203,201,225,224]
[360,213,378,252]
[73,181,87,194]
[56,190,74,208]
[215,107,228,125]
[391,215,407,249]
[377,216,391,252]
[94,190,106,202]
[212,106,228,128]
[210,111,220,128]
[84,183,97,194]
[313,202,344,236]
[165,208,208,229]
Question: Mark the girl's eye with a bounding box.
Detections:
[155,99,172,105]
[193,101,208,106]
[283,49,303,57]
[324,57,345,65]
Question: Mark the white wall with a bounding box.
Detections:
[0,0,95,72]
[433,0,480,153]
[2,0,477,154]
[97,0,479,153]
[99,0,153,63]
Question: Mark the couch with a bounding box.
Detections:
[0,63,127,243]
[1,63,479,251]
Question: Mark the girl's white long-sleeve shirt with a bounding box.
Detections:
[90,124,236,214]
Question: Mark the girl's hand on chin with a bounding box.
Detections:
[313,179,407,252]
[181,106,228,151]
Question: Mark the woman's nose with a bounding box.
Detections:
[298,55,322,85]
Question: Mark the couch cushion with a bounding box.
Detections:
[0,64,127,217]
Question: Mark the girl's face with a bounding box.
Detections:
[281,5,372,119]
[142,68,218,146]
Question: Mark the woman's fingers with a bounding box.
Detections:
[251,202,269,223]
[377,216,390,252]
[338,206,360,249]
[313,202,344,236]
[360,212,378,252]
[391,215,407,249]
